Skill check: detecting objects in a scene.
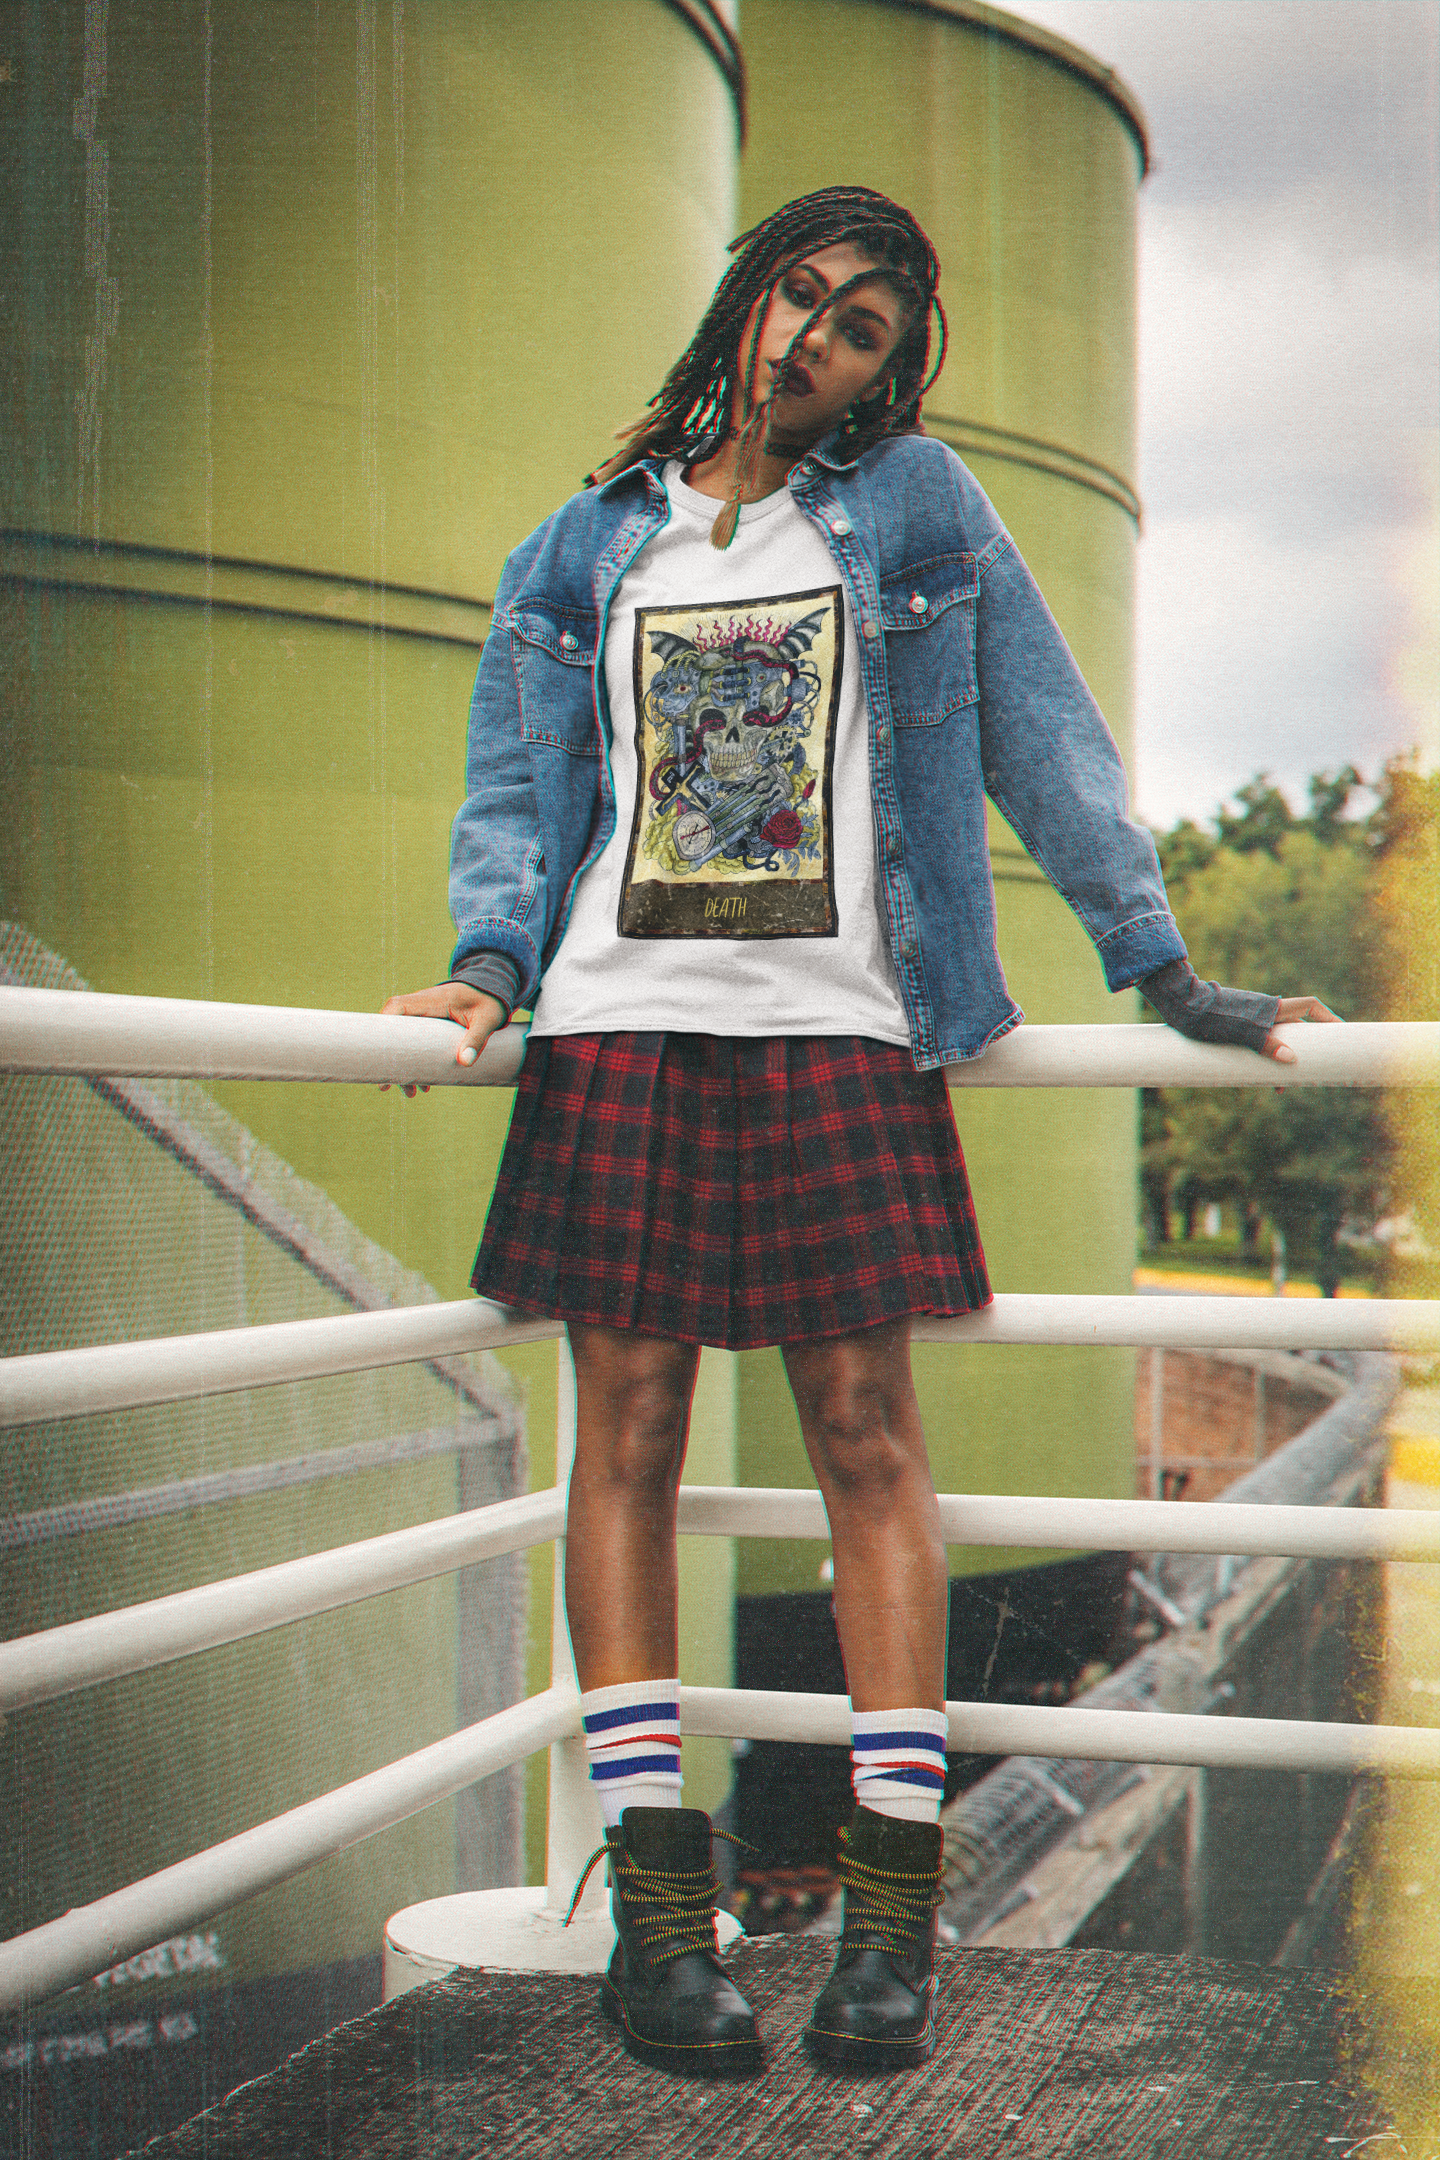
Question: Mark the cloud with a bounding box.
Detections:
[1007,0,1438,825]
[1020,0,1437,239]
[1135,506,1411,820]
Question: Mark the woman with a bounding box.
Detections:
[386,187,1333,2077]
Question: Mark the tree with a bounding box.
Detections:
[1369,756,1440,1300]
[1155,818,1217,888]
[1306,765,1364,847]
[1213,773,1294,858]
[1146,772,1402,1293]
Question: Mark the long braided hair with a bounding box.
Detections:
[587,186,947,546]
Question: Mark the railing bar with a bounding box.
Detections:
[910,1297,1440,1353]
[0,1486,567,1712]
[678,1687,1440,1778]
[675,1488,1440,1562]
[0,1686,578,2014]
[4,1483,1436,1714]
[4,1294,1436,1432]
[85,1071,517,1428]
[2,987,1437,1089]
[0,1298,565,1431]
[3,1680,1436,2011]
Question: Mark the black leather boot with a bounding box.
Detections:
[569,1806,763,2076]
[803,1805,945,2069]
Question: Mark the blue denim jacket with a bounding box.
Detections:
[449,430,1186,1070]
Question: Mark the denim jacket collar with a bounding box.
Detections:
[454,432,1185,1067]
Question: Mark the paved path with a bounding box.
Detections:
[127,1939,1391,2158]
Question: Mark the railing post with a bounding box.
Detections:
[544,1338,605,1916]
[1254,1369,1267,1464]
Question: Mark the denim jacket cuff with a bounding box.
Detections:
[1095,912,1189,992]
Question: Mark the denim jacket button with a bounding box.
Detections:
[900,937,918,960]
[909,592,929,614]
[862,619,878,639]
[874,723,889,746]
[829,518,852,536]
[559,632,578,651]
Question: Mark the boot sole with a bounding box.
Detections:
[803,2019,936,2070]
[602,1978,764,2078]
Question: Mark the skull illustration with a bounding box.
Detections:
[707,714,777,786]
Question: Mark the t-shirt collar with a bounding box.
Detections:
[662,459,794,527]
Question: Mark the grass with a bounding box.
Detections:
[1135,1233,1386,1298]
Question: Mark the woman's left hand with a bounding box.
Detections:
[1261,996,1342,1065]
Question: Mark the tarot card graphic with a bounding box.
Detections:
[619,585,842,938]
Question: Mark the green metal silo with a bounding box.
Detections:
[0,0,740,2071]
[731,0,1149,1856]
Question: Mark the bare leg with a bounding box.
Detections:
[564,1325,763,2068]
[782,1319,947,1713]
[564,1322,700,1691]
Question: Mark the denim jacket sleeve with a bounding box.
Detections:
[971,517,1187,991]
[447,524,555,1007]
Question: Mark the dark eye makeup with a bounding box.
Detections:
[779,272,891,355]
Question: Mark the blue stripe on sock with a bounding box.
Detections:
[589,1753,681,1780]
[852,1729,948,1753]
[856,1765,946,1790]
[583,1701,681,1735]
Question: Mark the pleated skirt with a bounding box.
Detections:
[471,1032,992,1351]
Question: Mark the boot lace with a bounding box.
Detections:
[564,1827,752,1969]
[834,1823,943,1956]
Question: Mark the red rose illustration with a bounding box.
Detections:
[760,807,803,850]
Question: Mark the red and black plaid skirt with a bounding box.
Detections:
[471,1033,991,1351]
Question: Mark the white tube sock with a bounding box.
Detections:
[850,1707,949,1824]
[581,1678,683,1829]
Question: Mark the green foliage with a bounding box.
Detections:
[1306,764,1365,846]
[1144,765,1405,1294]
[1171,828,1382,1019]
[1154,818,1216,888]
[1213,773,1296,858]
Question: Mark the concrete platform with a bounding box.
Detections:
[124,1939,1394,2158]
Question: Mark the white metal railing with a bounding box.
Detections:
[2,1677,1436,2011]
[3,988,1438,2010]
[3,1482,1439,1716]
[4,1293,1437,1431]
[3,985,1438,1090]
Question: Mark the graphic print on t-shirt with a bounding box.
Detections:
[619,585,842,938]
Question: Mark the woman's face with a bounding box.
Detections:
[741,240,911,443]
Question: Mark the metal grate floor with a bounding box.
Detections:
[123,1938,1395,2159]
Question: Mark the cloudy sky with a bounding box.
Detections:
[1011,0,1438,831]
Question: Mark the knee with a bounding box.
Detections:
[803,1382,911,1506]
[607,1372,690,1490]
[573,1343,695,1499]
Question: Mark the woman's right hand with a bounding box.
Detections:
[379,983,508,1095]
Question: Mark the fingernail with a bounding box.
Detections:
[1276,1046,1296,1064]
[459,1045,478,1066]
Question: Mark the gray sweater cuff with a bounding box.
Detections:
[1139,958,1280,1054]
[448,952,523,1019]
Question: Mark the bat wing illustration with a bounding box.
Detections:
[776,608,830,660]
[648,631,697,662]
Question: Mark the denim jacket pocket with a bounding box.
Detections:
[879,552,979,726]
[507,601,601,756]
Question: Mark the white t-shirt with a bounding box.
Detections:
[528,463,909,1044]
